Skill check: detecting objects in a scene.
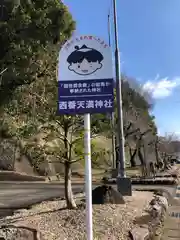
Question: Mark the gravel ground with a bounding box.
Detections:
[0,191,153,240]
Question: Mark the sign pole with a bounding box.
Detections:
[84,113,93,240]
[58,34,115,237]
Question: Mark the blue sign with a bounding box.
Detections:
[58,35,114,115]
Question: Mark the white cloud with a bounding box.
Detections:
[142,75,180,99]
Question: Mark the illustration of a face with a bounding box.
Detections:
[68,59,102,75]
[67,45,104,76]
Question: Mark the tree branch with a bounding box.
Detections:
[0,68,7,76]
[71,158,83,164]
[125,128,140,138]
[140,129,151,137]
[125,122,132,132]
[70,137,83,146]
[54,156,82,164]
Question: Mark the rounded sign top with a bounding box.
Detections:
[58,35,113,81]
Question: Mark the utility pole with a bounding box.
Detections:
[112,0,132,195]
[112,0,125,177]
[108,12,116,169]
[108,13,111,47]
[0,0,5,21]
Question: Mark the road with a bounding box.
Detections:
[0,181,177,209]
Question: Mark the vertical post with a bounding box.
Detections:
[108,11,116,169]
[113,0,126,177]
[84,114,93,240]
[108,13,111,46]
[110,112,116,168]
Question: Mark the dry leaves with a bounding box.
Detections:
[1,191,153,240]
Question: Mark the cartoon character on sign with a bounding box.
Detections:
[67,45,104,75]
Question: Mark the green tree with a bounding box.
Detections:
[0,0,75,107]
[0,0,159,203]
[91,77,158,168]
[0,0,80,208]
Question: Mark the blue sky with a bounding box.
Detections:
[63,0,180,136]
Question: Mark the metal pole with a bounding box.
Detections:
[84,114,93,240]
[108,13,111,47]
[112,0,126,177]
[111,112,116,168]
[108,11,116,169]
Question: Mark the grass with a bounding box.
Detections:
[14,133,143,182]
[126,167,142,177]
[69,167,142,183]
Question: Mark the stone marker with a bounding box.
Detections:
[92,185,125,204]
[129,226,149,240]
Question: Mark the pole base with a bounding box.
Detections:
[117,177,132,196]
[110,168,118,178]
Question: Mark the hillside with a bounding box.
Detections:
[0,136,113,176]
[0,0,172,178]
[0,75,158,177]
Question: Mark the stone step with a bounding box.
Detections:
[161,203,180,239]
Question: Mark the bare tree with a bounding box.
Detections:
[38,116,85,209]
[152,133,179,170]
